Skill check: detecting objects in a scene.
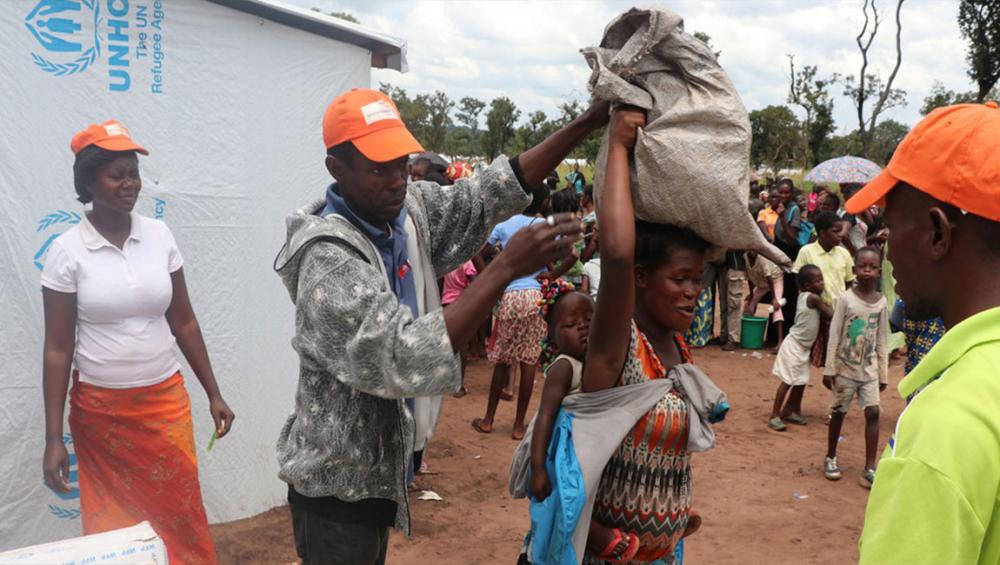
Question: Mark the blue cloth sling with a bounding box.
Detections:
[529,409,585,565]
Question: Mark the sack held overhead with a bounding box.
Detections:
[584,7,790,266]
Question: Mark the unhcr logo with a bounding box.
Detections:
[34,210,81,271]
[25,0,101,77]
[33,200,165,270]
[26,0,138,92]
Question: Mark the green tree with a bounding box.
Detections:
[311,7,360,24]
[787,55,836,166]
[816,121,907,165]
[515,111,550,151]
[868,119,909,164]
[444,127,474,157]
[920,80,998,115]
[749,105,803,170]
[554,99,604,164]
[842,72,907,156]
[424,91,454,153]
[575,131,604,166]
[958,0,1000,102]
[379,83,431,147]
[821,131,863,161]
[693,31,722,58]
[808,105,836,163]
[456,97,486,155]
[556,100,583,125]
[483,96,520,159]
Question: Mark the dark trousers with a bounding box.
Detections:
[290,501,389,565]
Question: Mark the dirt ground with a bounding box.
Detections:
[212,345,905,565]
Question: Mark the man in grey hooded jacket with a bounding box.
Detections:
[274,88,608,564]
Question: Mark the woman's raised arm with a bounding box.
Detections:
[583,108,645,392]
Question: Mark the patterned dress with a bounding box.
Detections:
[684,284,715,347]
[902,314,946,374]
[487,289,547,365]
[587,322,694,564]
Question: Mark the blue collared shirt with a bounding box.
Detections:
[322,183,418,318]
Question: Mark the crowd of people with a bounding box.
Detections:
[37,90,1000,565]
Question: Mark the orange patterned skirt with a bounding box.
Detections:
[68,372,217,565]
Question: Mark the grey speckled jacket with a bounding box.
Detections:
[274,157,529,533]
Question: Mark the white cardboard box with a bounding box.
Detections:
[0,521,168,564]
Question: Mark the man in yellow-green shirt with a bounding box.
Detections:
[846,101,1000,564]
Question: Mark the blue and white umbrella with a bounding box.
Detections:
[804,156,883,184]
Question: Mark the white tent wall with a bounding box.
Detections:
[0,0,379,549]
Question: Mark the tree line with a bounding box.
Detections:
[377,84,602,162]
[752,0,997,171]
[355,0,998,170]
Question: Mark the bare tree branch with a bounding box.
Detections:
[855,0,881,142]
[867,0,905,132]
[847,0,907,158]
[787,54,800,103]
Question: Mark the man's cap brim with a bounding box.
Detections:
[352,125,424,163]
[845,170,896,214]
[94,138,149,155]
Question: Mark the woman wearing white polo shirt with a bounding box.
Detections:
[41,120,234,564]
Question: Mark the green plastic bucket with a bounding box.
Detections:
[740,315,768,349]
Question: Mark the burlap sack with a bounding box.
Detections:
[584,7,790,266]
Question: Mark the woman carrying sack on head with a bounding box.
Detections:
[41,121,234,565]
[583,107,709,564]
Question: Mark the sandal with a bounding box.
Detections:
[597,528,640,562]
[471,418,492,434]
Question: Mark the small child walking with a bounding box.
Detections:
[768,265,832,431]
[822,247,889,488]
[521,279,640,564]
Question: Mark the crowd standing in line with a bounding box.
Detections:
[36,94,1000,565]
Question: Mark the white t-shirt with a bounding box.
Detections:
[41,213,184,388]
[581,258,601,300]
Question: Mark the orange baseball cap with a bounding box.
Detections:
[846,101,1000,221]
[70,120,148,155]
[322,88,424,162]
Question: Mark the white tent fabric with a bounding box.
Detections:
[0,0,400,550]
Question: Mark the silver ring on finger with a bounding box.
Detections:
[545,215,556,227]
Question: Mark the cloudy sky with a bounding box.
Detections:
[291,0,972,134]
